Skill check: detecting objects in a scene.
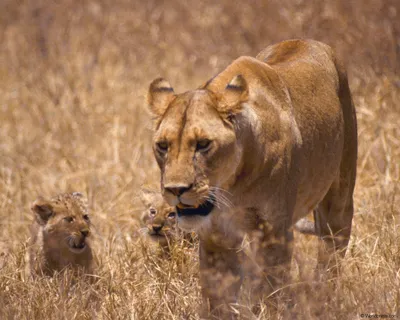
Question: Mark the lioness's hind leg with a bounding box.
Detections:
[314,176,355,273]
[314,55,358,274]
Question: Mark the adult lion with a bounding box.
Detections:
[146,39,357,318]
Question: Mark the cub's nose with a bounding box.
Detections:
[152,225,163,233]
[81,229,90,237]
[165,184,193,196]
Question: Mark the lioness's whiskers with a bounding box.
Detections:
[217,193,233,208]
[209,186,233,196]
[209,186,234,209]
[203,191,233,210]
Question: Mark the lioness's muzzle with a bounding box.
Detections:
[176,194,215,217]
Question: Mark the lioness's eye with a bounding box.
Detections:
[196,139,212,152]
[64,216,74,223]
[83,214,90,221]
[149,208,157,216]
[168,212,176,219]
[156,141,168,154]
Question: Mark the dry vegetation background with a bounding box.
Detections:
[0,0,399,319]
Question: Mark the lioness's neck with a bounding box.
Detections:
[228,106,266,197]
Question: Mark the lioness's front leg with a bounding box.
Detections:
[199,239,243,319]
[244,219,294,312]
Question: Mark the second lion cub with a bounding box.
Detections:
[139,189,194,251]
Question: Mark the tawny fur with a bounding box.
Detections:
[147,39,357,317]
[139,189,195,251]
[28,193,94,277]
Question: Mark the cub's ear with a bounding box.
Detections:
[72,192,84,198]
[218,75,249,114]
[147,78,175,118]
[71,192,89,210]
[31,197,53,225]
[138,188,157,207]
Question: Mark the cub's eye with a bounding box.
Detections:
[167,212,176,219]
[149,208,157,216]
[196,139,212,152]
[83,214,90,221]
[64,216,74,223]
[155,141,168,154]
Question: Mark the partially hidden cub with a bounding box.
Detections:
[139,189,194,251]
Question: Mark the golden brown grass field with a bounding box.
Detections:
[0,0,399,319]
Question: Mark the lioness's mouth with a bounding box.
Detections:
[177,203,199,209]
[176,194,215,217]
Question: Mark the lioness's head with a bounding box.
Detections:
[139,189,177,245]
[147,76,248,230]
[31,192,91,254]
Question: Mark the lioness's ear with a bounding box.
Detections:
[31,197,53,225]
[218,75,249,114]
[147,78,175,118]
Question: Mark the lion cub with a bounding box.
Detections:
[28,192,94,277]
[139,189,179,250]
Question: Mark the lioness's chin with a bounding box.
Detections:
[177,215,210,232]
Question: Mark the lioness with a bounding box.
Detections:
[28,192,94,277]
[147,39,357,317]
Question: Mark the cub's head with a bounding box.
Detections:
[31,192,91,254]
[147,76,248,231]
[139,189,177,245]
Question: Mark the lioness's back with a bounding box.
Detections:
[257,40,357,219]
[257,39,332,66]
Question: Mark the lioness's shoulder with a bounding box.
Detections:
[256,39,334,65]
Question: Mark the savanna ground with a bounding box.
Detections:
[0,0,399,319]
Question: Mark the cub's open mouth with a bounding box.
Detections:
[72,242,86,249]
[68,240,87,253]
[176,194,215,217]
[149,232,166,238]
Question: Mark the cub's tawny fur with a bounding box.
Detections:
[147,39,357,317]
[139,189,195,251]
[139,189,178,249]
[28,192,94,277]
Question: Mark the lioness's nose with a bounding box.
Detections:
[81,229,90,237]
[165,184,193,196]
[152,225,163,233]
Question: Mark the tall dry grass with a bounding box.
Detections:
[0,0,399,319]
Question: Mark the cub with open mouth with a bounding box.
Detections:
[28,192,94,277]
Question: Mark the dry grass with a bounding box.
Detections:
[0,0,399,319]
